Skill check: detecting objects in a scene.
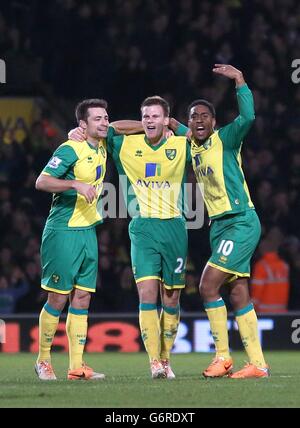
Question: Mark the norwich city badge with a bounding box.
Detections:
[165,149,177,160]
[52,274,60,283]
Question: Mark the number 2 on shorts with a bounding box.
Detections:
[175,257,184,273]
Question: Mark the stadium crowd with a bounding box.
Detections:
[0,0,300,313]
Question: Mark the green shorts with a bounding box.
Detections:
[208,210,261,280]
[129,217,188,289]
[41,227,98,294]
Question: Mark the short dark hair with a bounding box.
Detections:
[75,98,108,124]
[188,99,216,118]
[141,96,170,117]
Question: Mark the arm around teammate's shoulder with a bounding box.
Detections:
[169,118,191,138]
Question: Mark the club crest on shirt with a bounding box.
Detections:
[52,274,60,283]
[165,149,176,160]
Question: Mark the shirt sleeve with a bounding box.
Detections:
[106,126,117,154]
[218,84,255,149]
[42,144,78,178]
[175,123,189,137]
[109,135,125,158]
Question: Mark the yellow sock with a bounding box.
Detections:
[160,305,180,361]
[235,303,267,368]
[66,307,88,370]
[204,299,230,359]
[139,303,161,361]
[37,303,61,363]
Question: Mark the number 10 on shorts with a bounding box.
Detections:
[217,240,234,256]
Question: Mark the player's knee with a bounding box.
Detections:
[47,292,68,311]
[139,290,157,304]
[162,289,180,307]
[71,289,91,309]
[230,282,250,309]
[199,281,218,300]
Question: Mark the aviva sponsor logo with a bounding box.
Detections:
[136,179,171,189]
[141,163,170,188]
[145,162,161,177]
[194,155,214,176]
[96,165,102,180]
[194,154,201,167]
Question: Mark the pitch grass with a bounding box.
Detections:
[0,351,299,408]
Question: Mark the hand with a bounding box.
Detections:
[165,129,174,138]
[212,64,245,86]
[72,181,97,203]
[68,127,86,142]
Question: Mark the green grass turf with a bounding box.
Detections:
[0,351,299,408]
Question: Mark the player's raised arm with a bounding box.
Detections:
[212,64,246,87]
[213,64,255,144]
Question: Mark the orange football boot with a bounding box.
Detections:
[230,363,270,378]
[68,363,105,380]
[203,357,233,378]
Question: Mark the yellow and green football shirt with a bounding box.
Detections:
[177,84,255,219]
[107,130,191,219]
[42,139,107,229]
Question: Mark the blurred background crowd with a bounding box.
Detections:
[0,0,299,314]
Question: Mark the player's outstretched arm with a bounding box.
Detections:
[110,120,143,135]
[67,120,144,143]
[35,174,97,203]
